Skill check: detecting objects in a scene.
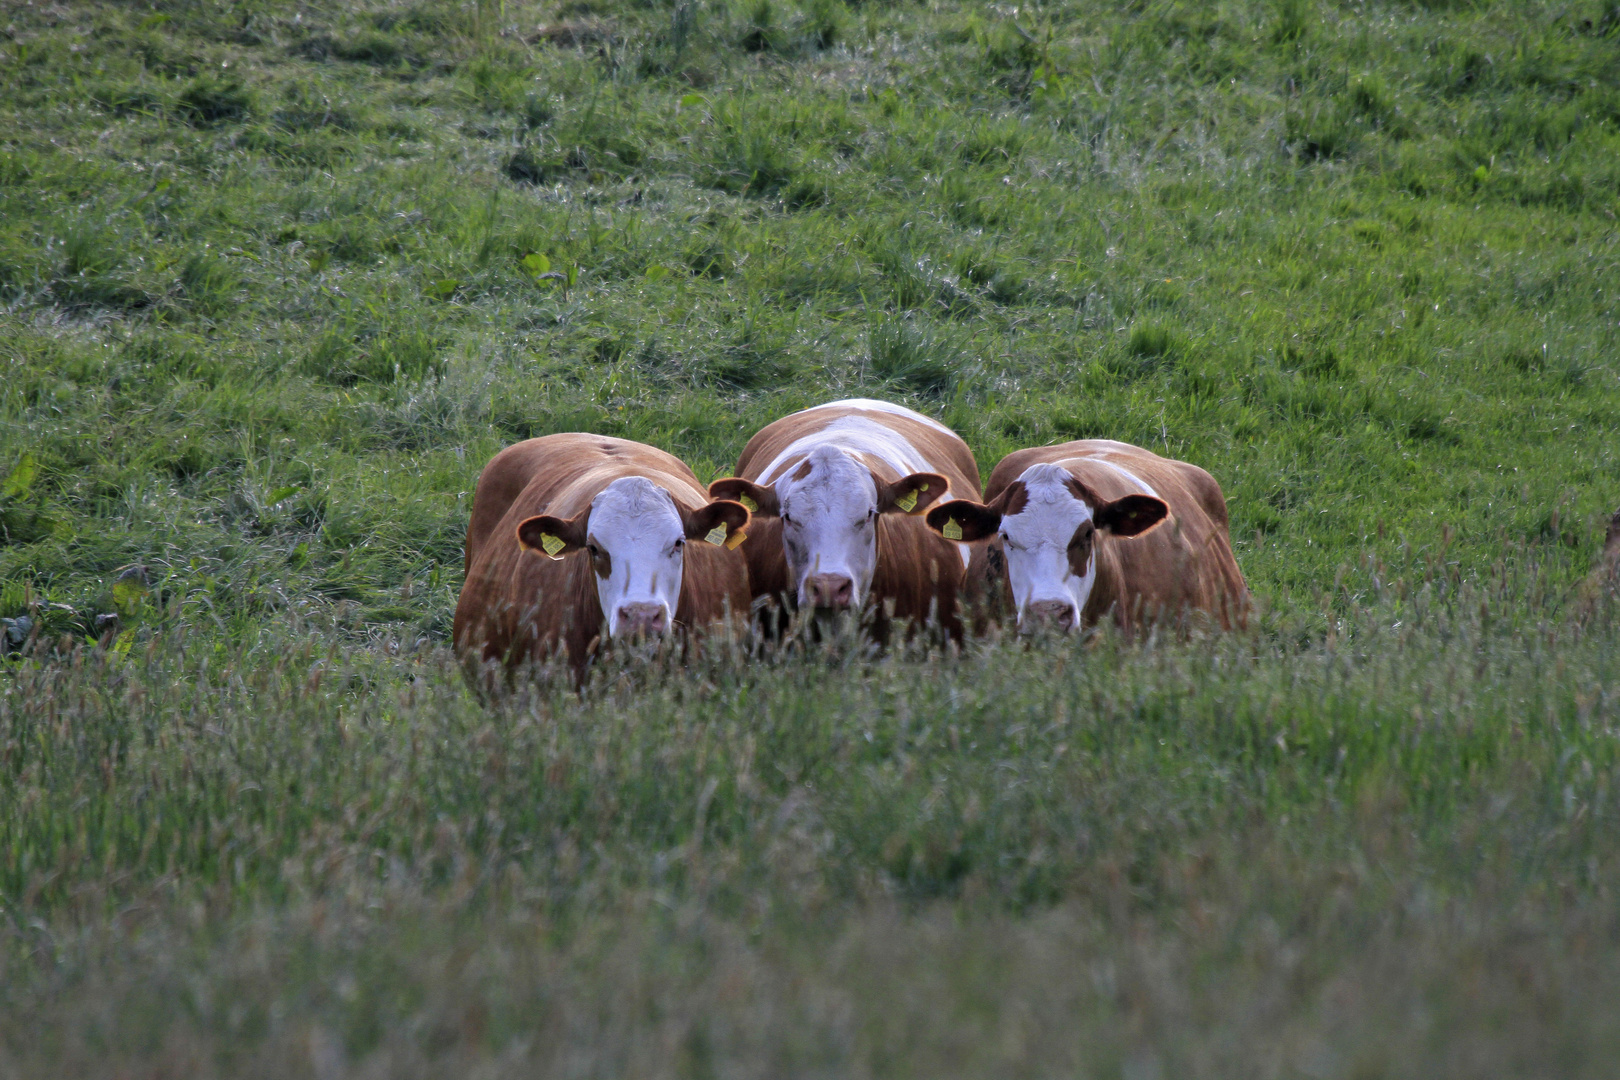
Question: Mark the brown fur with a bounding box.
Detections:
[1577,506,1620,619]
[723,403,997,637]
[984,440,1250,631]
[453,434,752,686]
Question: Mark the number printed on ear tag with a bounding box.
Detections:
[738,494,758,513]
[895,489,919,513]
[725,529,748,550]
[942,518,963,540]
[540,533,567,558]
[704,525,728,546]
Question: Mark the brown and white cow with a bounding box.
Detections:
[707,398,992,637]
[1578,505,1620,617]
[924,440,1249,633]
[454,434,752,685]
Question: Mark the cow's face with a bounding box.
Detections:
[710,447,946,611]
[925,463,1167,632]
[516,477,749,639]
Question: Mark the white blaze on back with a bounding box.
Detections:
[834,398,957,436]
[998,463,1097,629]
[585,477,687,637]
[1086,457,1160,499]
[758,415,940,486]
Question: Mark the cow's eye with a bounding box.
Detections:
[673,537,685,550]
[781,513,795,527]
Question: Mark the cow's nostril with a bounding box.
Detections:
[617,602,667,636]
[1026,599,1076,632]
[806,573,855,610]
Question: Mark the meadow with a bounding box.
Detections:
[1,0,1619,1074]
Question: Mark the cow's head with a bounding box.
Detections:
[924,463,1167,632]
[517,477,749,638]
[710,446,947,611]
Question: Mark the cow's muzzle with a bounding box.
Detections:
[615,602,668,638]
[1023,599,1077,633]
[804,573,855,611]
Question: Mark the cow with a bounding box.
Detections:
[454,434,752,686]
[707,398,994,638]
[1577,505,1620,619]
[923,440,1249,634]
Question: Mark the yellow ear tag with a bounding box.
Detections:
[724,529,748,550]
[738,493,758,513]
[704,525,728,547]
[918,482,929,491]
[895,489,919,513]
[942,518,963,541]
[540,533,567,559]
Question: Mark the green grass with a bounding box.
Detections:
[1,0,1619,1073]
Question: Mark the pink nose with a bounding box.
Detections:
[805,573,855,610]
[1025,599,1076,632]
[616,602,667,637]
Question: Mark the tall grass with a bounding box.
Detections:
[2,552,1617,1074]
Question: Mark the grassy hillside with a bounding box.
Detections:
[2,0,1619,1074]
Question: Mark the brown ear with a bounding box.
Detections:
[516,511,589,560]
[924,480,1027,541]
[708,477,779,517]
[877,472,949,516]
[681,499,752,549]
[987,480,1029,518]
[926,500,1000,542]
[1094,494,1168,537]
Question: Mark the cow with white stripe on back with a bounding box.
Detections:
[924,440,1249,633]
[708,399,993,638]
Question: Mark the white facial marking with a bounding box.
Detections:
[585,477,686,637]
[771,445,881,607]
[998,463,1096,630]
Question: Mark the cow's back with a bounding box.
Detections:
[454,435,750,682]
[733,400,988,632]
[735,400,982,494]
[986,441,1249,630]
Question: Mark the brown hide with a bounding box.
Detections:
[453,434,752,685]
[985,440,1250,631]
[729,402,995,636]
[1578,506,1620,617]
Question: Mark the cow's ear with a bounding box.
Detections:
[878,472,949,516]
[926,500,1000,542]
[1094,494,1168,537]
[708,478,779,517]
[681,500,752,550]
[989,480,1029,518]
[517,511,589,560]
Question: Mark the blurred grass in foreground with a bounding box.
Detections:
[2,549,1617,1077]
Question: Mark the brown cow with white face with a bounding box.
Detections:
[454,434,752,685]
[708,399,992,637]
[925,440,1249,633]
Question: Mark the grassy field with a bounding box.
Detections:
[2,0,1619,1074]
